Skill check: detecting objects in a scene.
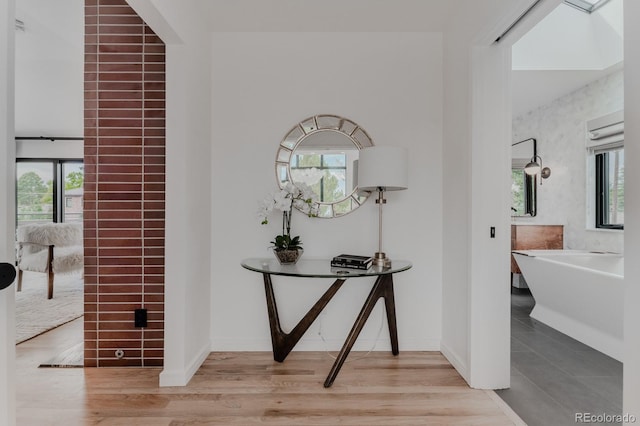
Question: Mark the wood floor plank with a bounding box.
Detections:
[17,319,518,425]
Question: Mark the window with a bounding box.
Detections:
[290,152,348,204]
[16,159,84,226]
[587,110,624,230]
[595,148,624,229]
[511,138,538,217]
[563,0,611,14]
[511,169,526,215]
[16,161,54,225]
[511,167,537,217]
[62,162,84,223]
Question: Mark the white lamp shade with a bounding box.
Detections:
[357,146,408,191]
[524,161,541,175]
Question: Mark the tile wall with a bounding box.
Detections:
[512,69,623,253]
[84,0,165,367]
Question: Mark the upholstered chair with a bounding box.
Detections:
[16,222,83,299]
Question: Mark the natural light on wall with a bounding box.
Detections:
[511,0,623,117]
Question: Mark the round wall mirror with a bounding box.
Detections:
[275,114,374,218]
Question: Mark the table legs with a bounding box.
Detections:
[263,273,346,362]
[323,273,398,387]
[262,272,399,387]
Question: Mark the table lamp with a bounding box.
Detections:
[357,146,408,268]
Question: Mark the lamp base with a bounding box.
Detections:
[372,252,391,268]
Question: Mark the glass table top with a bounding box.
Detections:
[241,258,412,278]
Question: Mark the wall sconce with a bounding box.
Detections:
[524,155,551,184]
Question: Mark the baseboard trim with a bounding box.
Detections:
[440,341,469,383]
[211,338,440,352]
[159,340,210,387]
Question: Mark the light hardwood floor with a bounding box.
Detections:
[17,319,520,425]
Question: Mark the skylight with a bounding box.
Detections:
[564,0,611,13]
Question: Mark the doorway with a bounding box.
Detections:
[14,0,85,361]
[14,158,84,351]
[500,0,624,423]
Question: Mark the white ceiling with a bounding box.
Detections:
[197,0,454,32]
[196,0,622,118]
[512,0,623,117]
[196,0,526,34]
[14,0,84,136]
[19,0,612,123]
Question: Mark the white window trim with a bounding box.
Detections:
[585,110,624,231]
[587,110,624,152]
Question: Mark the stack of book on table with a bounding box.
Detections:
[330,254,373,270]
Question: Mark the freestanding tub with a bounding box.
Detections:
[512,250,624,361]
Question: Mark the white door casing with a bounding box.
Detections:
[0,0,17,424]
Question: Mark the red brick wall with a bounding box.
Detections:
[84,0,165,367]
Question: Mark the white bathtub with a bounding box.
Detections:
[512,250,624,361]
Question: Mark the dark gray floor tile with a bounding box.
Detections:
[511,309,532,320]
[511,335,531,353]
[511,303,534,319]
[510,290,535,308]
[510,366,524,377]
[499,292,623,425]
[572,350,623,377]
[515,316,597,352]
[513,330,620,377]
[496,374,575,426]
[511,318,535,334]
[574,375,623,411]
[512,342,621,415]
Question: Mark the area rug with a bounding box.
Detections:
[39,342,84,368]
[15,271,84,344]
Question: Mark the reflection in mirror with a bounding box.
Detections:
[511,138,537,217]
[276,115,374,218]
[290,131,358,204]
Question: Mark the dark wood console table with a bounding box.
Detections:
[241,258,412,387]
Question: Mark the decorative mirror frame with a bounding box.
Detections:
[275,114,374,218]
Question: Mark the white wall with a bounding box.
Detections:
[210,32,443,352]
[160,36,213,386]
[134,0,625,395]
[513,69,624,253]
[0,0,16,423]
[441,31,471,380]
[441,0,563,389]
[467,44,512,389]
[441,38,513,389]
[16,139,83,158]
[624,0,640,418]
[127,0,213,387]
[14,0,83,137]
[132,0,523,390]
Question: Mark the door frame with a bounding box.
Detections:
[0,0,17,424]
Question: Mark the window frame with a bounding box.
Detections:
[595,148,624,230]
[290,152,348,203]
[15,158,83,226]
[563,0,611,14]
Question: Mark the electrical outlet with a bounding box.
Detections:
[134,308,148,328]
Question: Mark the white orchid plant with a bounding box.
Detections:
[258,182,319,251]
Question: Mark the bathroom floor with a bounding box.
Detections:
[497,289,623,426]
